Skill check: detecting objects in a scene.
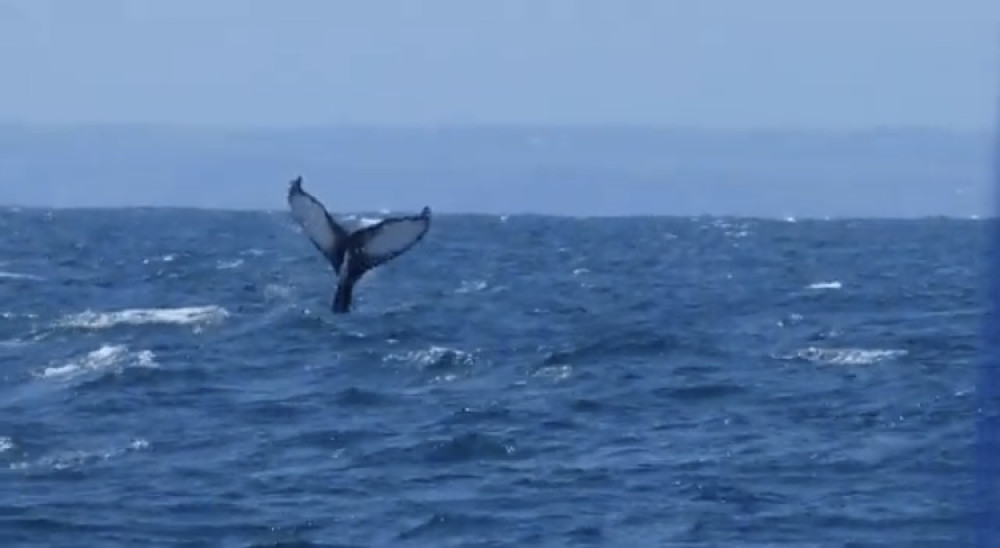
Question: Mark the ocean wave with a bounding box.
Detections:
[782,346,908,365]
[808,281,842,290]
[37,344,158,379]
[9,438,149,472]
[0,271,44,281]
[55,305,230,330]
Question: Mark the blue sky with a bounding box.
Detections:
[1,0,998,130]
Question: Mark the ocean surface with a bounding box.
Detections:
[0,208,986,547]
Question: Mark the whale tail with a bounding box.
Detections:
[332,274,356,314]
[347,206,433,270]
[286,177,433,313]
[287,176,350,274]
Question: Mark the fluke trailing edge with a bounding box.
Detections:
[286,176,432,313]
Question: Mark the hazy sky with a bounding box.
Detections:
[0,0,998,130]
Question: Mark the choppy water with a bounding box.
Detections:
[0,208,986,547]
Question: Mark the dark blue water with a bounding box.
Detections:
[0,208,984,547]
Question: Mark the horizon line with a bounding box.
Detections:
[0,203,989,221]
[0,120,991,135]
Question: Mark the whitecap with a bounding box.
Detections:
[790,347,907,366]
[710,219,752,239]
[385,346,477,370]
[385,345,480,386]
[808,281,842,290]
[263,284,293,300]
[9,437,149,471]
[455,280,488,294]
[141,254,175,265]
[0,311,38,320]
[776,312,805,327]
[38,344,158,379]
[56,305,229,330]
[216,258,244,270]
[0,271,44,281]
[533,365,573,382]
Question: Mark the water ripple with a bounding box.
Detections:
[0,210,982,546]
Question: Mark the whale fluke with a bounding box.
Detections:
[286,177,432,313]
